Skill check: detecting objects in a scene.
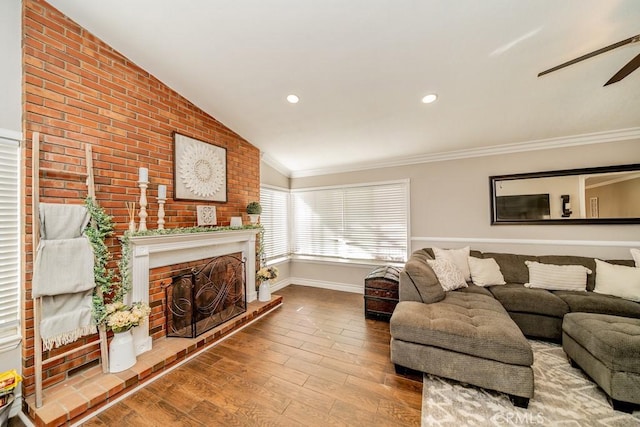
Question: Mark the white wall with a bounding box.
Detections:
[287,140,640,290]
[1,0,21,131]
[261,161,289,189]
[0,0,22,419]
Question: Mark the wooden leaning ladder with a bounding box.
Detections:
[31,132,109,408]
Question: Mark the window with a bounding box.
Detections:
[260,186,290,262]
[292,180,409,263]
[0,136,20,339]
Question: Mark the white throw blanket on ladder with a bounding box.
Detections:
[32,203,97,351]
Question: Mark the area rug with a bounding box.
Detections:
[422,340,640,426]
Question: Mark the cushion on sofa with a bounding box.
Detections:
[489,284,569,318]
[593,259,640,302]
[422,247,483,261]
[390,293,532,366]
[632,248,640,267]
[402,249,446,303]
[537,256,595,290]
[524,261,591,291]
[427,258,468,291]
[433,246,471,281]
[553,291,640,319]
[468,256,506,287]
[482,252,538,284]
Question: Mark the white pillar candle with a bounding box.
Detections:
[158,184,166,199]
[139,167,148,182]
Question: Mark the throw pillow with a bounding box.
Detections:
[524,261,591,291]
[427,258,468,291]
[433,246,471,282]
[468,256,506,287]
[631,248,640,267]
[593,259,640,302]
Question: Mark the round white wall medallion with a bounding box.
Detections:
[179,143,224,197]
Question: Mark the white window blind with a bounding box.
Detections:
[0,137,19,338]
[260,186,290,261]
[292,180,409,262]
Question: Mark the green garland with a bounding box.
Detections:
[117,233,132,303]
[124,224,263,238]
[117,224,264,304]
[84,197,118,325]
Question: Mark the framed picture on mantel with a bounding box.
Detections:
[173,132,227,202]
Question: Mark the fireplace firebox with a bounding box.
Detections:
[165,255,246,338]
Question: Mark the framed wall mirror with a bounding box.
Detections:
[490,164,640,225]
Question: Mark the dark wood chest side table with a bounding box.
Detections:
[364,265,401,321]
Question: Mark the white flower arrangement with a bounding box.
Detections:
[256,266,279,283]
[104,301,151,333]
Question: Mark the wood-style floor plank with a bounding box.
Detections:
[82,285,422,426]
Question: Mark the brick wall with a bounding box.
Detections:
[22,0,260,397]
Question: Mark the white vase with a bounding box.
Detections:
[258,281,271,302]
[248,214,260,224]
[109,330,136,373]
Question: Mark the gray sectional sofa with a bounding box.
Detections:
[390,248,640,409]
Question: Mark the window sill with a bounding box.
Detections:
[0,334,22,354]
[291,255,404,268]
[265,256,290,266]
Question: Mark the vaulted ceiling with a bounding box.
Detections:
[47,0,640,176]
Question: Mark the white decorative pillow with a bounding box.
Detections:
[524,261,591,291]
[594,259,640,302]
[468,257,506,287]
[433,246,471,282]
[631,248,640,267]
[427,258,468,291]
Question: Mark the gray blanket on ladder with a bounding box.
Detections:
[32,203,97,351]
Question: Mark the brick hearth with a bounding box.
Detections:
[24,296,282,427]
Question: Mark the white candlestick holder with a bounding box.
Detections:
[138,180,149,231]
[157,198,166,230]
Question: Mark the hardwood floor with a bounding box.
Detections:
[81,285,422,426]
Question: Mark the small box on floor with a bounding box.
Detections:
[364,265,401,321]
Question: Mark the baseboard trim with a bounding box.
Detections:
[270,279,290,293]
[412,236,640,248]
[286,277,362,294]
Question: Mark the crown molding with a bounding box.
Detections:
[260,152,292,177]
[287,127,640,178]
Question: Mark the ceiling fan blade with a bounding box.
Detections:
[538,34,640,77]
[604,52,640,86]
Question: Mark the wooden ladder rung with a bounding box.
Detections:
[40,167,88,178]
[42,339,101,365]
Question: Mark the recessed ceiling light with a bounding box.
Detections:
[287,94,299,104]
[421,94,438,104]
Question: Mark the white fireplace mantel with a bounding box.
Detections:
[127,228,259,355]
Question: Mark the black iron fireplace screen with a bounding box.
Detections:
[165,255,247,338]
